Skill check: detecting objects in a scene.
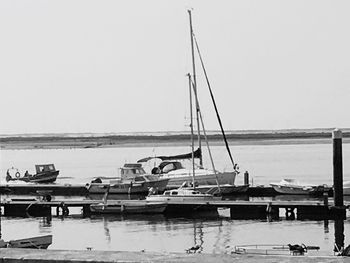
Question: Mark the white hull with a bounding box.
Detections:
[146,188,221,202]
[270,184,315,195]
[182,184,249,195]
[161,170,236,189]
[270,179,317,195]
[146,195,221,202]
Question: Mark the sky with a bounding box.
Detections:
[1,0,350,135]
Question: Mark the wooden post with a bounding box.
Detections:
[332,129,343,207]
[244,171,249,185]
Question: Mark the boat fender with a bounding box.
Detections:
[15,172,20,178]
[121,204,125,212]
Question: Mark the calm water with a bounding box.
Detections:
[0,141,349,255]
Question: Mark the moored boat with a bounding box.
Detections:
[270,179,318,195]
[137,10,240,191]
[181,183,249,195]
[146,188,221,202]
[0,235,53,249]
[6,164,59,184]
[139,157,236,189]
[89,200,167,214]
[86,163,169,194]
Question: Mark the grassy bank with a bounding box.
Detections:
[1,129,349,150]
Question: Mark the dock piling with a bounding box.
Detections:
[332,129,344,207]
[244,171,249,185]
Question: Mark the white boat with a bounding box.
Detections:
[181,183,249,195]
[0,235,53,249]
[270,179,318,195]
[138,10,239,191]
[90,200,167,214]
[90,179,167,214]
[142,159,236,189]
[146,188,221,202]
[86,163,169,194]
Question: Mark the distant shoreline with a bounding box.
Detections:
[1,131,349,150]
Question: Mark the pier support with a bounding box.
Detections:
[333,129,344,208]
[244,171,249,185]
[285,208,295,220]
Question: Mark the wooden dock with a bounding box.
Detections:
[0,183,88,196]
[0,248,348,263]
[0,183,334,197]
[1,198,347,220]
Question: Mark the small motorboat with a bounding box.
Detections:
[86,163,169,194]
[0,235,53,249]
[89,183,167,214]
[146,187,221,202]
[90,200,167,214]
[6,164,59,183]
[180,183,249,195]
[270,179,318,195]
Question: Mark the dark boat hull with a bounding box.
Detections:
[9,171,59,184]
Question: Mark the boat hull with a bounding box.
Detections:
[146,195,221,202]
[87,178,169,194]
[162,171,237,189]
[270,184,315,195]
[184,184,249,195]
[90,200,167,214]
[9,171,59,184]
[7,235,52,249]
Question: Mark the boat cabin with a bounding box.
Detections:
[120,163,146,180]
[35,164,56,174]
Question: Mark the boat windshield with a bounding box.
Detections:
[121,167,146,176]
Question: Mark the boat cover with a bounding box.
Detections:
[137,148,201,163]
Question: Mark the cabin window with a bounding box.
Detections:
[164,191,170,196]
[171,191,178,195]
[162,163,176,173]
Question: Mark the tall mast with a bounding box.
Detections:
[188,9,203,167]
[188,73,196,190]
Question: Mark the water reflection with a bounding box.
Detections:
[334,220,345,254]
[39,215,52,227]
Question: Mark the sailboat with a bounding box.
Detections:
[147,10,237,202]
[139,10,239,191]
